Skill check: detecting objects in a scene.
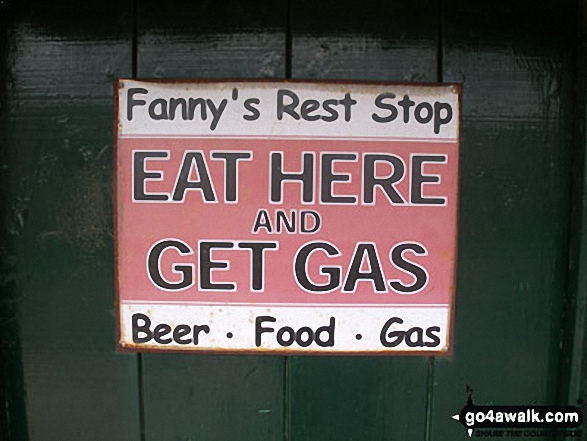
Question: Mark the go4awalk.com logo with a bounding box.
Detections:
[451,388,583,438]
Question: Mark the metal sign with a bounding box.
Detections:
[115,80,460,355]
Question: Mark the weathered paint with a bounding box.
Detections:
[0,0,141,440]
[431,1,577,440]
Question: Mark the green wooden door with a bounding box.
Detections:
[1,0,586,440]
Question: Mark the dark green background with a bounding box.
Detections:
[1,0,586,440]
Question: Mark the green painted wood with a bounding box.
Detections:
[0,5,29,440]
[290,0,438,83]
[431,1,576,439]
[0,1,141,440]
[137,0,286,79]
[136,1,287,440]
[288,1,438,440]
[566,2,587,437]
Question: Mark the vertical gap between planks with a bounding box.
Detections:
[284,1,293,440]
[424,358,436,441]
[283,358,291,441]
[131,1,146,440]
[436,0,443,83]
[137,353,146,441]
[285,0,293,79]
[425,1,444,440]
[132,0,138,79]
[0,359,7,441]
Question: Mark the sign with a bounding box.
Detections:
[115,80,460,355]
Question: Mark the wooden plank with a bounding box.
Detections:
[137,0,286,79]
[290,0,438,82]
[431,0,576,439]
[0,1,140,440]
[565,0,587,433]
[289,1,438,440]
[136,1,287,440]
[0,6,29,440]
[140,354,284,441]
